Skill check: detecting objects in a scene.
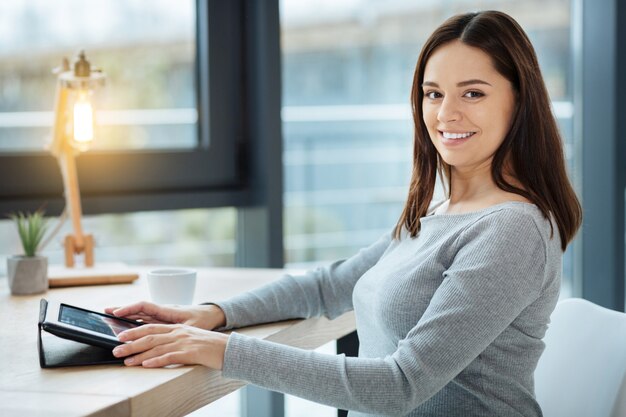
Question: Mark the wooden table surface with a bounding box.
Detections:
[0,266,356,417]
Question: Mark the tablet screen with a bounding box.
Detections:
[59,304,141,337]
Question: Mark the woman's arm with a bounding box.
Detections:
[209,231,393,329]
[108,232,391,331]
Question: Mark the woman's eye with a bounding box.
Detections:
[425,91,442,99]
[464,91,484,99]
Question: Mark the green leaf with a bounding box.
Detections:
[9,210,48,256]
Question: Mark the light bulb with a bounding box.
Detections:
[73,92,94,144]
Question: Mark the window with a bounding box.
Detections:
[0,1,244,214]
[0,208,236,275]
[0,1,248,275]
[0,0,197,152]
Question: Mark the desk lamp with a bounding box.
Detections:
[49,51,105,268]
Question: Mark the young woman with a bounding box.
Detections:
[107,10,582,417]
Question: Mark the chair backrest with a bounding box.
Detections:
[534,298,626,417]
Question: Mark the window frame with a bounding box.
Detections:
[579,0,626,311]
[0,0,250,216]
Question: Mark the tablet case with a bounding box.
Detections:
[38,299,124,368]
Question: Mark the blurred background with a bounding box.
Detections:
[0,0,584,416]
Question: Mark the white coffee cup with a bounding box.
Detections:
[147,268,197,305]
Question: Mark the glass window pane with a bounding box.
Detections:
[0,208,236,276]
[0,0,197,152]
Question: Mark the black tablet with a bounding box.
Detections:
[40,299,144,350]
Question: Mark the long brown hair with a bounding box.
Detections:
[394,10,581,251]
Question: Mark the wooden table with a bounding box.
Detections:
[0,267,356,417]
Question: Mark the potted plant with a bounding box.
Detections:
[7,210,49,295]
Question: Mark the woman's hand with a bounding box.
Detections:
[112,323,229,369]
[104,301,226,331]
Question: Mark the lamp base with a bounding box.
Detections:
[64,234,94,267]
[48,263,139,288]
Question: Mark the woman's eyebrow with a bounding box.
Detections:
[422,79,493,88]
[457,79,492,87]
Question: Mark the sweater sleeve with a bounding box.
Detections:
[207,231,392,329]
[221,212,548,416]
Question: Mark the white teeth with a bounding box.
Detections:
[442,131,475,139]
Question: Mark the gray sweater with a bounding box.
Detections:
[213,202,562,416]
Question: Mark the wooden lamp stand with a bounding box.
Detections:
[50,52,100,268]
[46,51,138,287]
[59,144,94,267]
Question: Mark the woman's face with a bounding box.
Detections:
[422,40,516,173]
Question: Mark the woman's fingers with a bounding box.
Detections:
[114,325,191,367]
[117,313,169,324]
[142,352,188,368]
[113,324,178,358]
[117,323,175,343]
[106,301,188,324]
[110,301,162,319]
[105,306,166,322]
[122,342,178,366]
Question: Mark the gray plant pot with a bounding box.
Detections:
[7,255,48,295]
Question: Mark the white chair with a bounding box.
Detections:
[535,298,626,417]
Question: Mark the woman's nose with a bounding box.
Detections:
[437,97,462,123]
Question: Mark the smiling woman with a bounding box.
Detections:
[398,11,581,250]
[421,41,517,173]
[109,10,582,417]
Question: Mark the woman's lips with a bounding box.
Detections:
[438,130,476,146]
